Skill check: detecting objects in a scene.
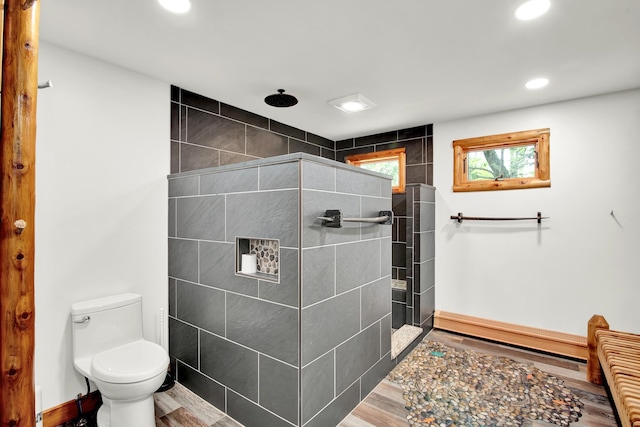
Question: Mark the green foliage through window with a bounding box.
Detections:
[467,145,535,181]
[358,160,400,187]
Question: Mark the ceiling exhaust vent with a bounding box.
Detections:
[264,89,298,108]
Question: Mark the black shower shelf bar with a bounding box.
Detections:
[451,212,548,224]
[319,210,394,228]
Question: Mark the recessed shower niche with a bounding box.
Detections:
[236,237,280,283]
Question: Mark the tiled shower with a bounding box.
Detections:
[168,154,393,426]
[167,86,436,426]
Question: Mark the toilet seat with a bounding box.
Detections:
[91,340,168,384]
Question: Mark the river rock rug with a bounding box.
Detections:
[387,340,584,427]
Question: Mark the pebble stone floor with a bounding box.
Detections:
[388,340,584,426]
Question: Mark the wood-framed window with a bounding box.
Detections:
[346,148,406,194]
[453,128,550,192]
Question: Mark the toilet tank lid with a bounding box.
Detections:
[71,293,142,316]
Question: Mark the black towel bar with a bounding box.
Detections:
[319,210,394,228]
[451,212,548,224]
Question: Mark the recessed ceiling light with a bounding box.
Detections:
[525,77,549,89]
[515,0,550,20]
[328,93,376,113]
[158,0,191,14]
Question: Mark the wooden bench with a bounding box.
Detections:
[587,315,640,427]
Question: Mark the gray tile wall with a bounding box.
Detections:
[335,125,435,332]
[169,155,395,427]
[408,184,436,329]
[335,124,434,186]
[392,191,411,329]
[300,159,393,426]
[171,86,335,173]
[169,160,301,427]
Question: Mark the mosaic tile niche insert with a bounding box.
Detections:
[235,237,279,283]
[250,238,279,274]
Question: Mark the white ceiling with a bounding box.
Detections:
[39,0,640,141]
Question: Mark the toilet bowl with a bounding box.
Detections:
[71,293,169,427]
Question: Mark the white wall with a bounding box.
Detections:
[35,43,169,409]
[31,41,639,410]
[434,89,640,337]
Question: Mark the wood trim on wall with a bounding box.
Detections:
[42,391,102,427]
[452,128,551,192]
[434,310,587,360]
[345,147,407,194]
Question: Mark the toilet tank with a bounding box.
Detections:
[71,293,145,363]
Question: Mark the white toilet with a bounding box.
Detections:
[71,293,169,427]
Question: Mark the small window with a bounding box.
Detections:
[345,148,406,193]
[453,128,550,192]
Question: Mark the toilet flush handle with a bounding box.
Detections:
[73,316,90,323]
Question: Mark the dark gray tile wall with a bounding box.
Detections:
[303,382,360,427]
[334,323,383,394]
[301,246,335,307]
[169,155,394,427]
[199,241,259,297]
[301,191,361,247]
[335,126,434,331]
[200,330,260,402]
[408,184,436,329]
[171,86,335,173]
[335,125,434,185]
[259,355,299,425]
[392,291,406,329]
[392,193,409,282]
[362,278,392,329]
[391,190,411,329]
[335,239,381,293]
[176,280,225,336]
[226,293,298,365]
[177,362,226,409]
[168,239,198,283]
[176,196,225,240]
[301,351,334,424]
[379,314,392,360]
[169,160,300,426]
[226,191,299,247]
[169,317,198,369]
[227,390,293,427]
[300,158,393,426]
[200,168,258,194]
[301,289,360,365]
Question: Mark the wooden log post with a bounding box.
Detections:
[587,314,609,385]
[0,1,40,426]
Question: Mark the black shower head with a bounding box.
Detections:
[264,89,298,108]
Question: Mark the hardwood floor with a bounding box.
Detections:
[338,380,408,427]
[154,329,618,427]
[154,383,243,426]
